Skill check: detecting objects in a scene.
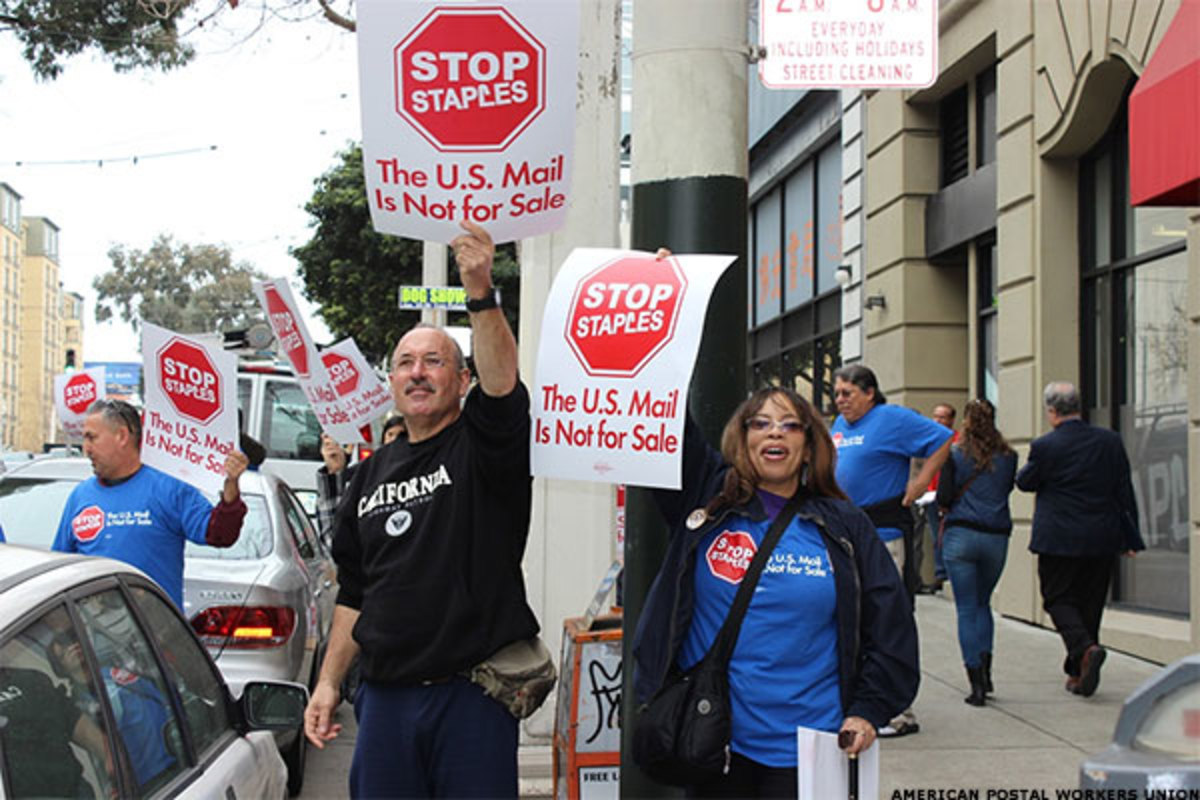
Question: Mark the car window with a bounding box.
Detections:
[237,377,252,430]
[184,494,273,560]
[0,476,78,549]
[286,485,326,558]
[279,486,317,559]
[261,379,322,460]
[127,584,232,759]
[76,589,188,796]
[0,604,118,800]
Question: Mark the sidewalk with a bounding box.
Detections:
[878,593,1164,796]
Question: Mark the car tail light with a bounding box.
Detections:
[191,606,296,649]
[1132,681,1200,760]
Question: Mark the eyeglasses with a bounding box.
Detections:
[392,354,449,373]
[744,417,806,435]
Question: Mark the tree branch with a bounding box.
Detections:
[314,0,354,31]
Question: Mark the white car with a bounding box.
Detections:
[0,544,305,799]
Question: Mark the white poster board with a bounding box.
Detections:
[759,0,938,89]
[531,249,735,489]
[252,279,366,446]
[320,339,394,435]
[55,366,106,443]
[140,324,239,496]
[357,0,580,244]
[796,727,879,800]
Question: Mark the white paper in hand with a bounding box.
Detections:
[796,727,879,800]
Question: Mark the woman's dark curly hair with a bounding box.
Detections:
[705,386,847,515]
[958,398,1013,469]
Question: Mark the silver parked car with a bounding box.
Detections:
[0,543,305,799]
[0,457,337,796]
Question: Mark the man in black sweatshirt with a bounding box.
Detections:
[303,221,537,798]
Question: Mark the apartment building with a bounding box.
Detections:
[17,216,63,452]
[0,184,22,448]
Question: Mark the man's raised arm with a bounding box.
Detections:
[451,221,517,397]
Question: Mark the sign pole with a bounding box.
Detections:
[621,2,748,796]
[421,241,448,328]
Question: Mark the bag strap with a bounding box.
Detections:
[706,492,804,665]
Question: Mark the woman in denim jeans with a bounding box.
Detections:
[936,399,1017,707]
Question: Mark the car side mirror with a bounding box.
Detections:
[238,681,308,731]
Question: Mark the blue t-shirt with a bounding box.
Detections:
[0,524,5,542]
[51,466,214,608]
[832,404,952,541]
[102,667,176,786]
[679,491,841,767]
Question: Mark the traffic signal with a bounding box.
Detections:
[64,348,76,372]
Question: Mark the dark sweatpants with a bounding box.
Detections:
[1037,553,1115,677]
[350,676,517,799]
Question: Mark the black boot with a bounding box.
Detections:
[965,666,987,706]
[981,651,994,694]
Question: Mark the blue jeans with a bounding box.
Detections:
[942,526,1009,668]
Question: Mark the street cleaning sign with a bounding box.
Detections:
[532,250,736,489]
[141,324,238,496]
[55,366,106,442]
[759,0,938,89]
[252,279,368,446]
[357,0,580,244]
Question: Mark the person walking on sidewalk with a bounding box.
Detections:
[1016,381,1144,698]
[303,222,540,799]
[936,399,1016,707]
[831,365,953,737]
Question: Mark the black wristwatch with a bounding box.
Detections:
[465,286,501,312]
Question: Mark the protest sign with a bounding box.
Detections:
[357,0,579,243]
[55,366,106,442]
[320,339,394,438]
[252,279,374,445]
[532,250,736,489]
[140,324,238,495]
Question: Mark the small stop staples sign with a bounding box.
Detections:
[565,255,687,378]
[706,530,758,585]
[394,6,546,152]
[63,373,98,415]
[158,338,223,425]
[321,352,360,397]
[264,285,310,378]
[72,505,106,543]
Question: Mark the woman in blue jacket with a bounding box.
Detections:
[935,398,1017,707]
[632,386,919,797]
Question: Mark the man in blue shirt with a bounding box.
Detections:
[831,365,952,737]
[51,399,249,609]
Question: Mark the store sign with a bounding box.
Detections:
[759,0,938,89]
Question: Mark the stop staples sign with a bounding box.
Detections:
[394,6,546,152]
[706,530,757,585]
[63,373,98,415]
[157,338,222,425]
[565,256,687,378]
[264,285,310,378]
[321,352,360,397]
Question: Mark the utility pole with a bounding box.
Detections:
[420,242,448,328]
[621,2,748,796]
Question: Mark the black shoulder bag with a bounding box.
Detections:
[632,493,803,787]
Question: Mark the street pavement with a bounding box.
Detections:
[300,593,1169,798]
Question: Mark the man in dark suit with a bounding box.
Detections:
[1016,381,1144,697]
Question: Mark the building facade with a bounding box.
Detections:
[0,183,22,447]
[851,0,1197,661]
[18,216,63,452]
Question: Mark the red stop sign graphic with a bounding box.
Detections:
[706,530,757,585]
[72,505,106,543]
[264,285,310,378]
[157,339,222,425]
[63,373,98,415]
[395,7,546,152]
[565,256,687,377]
[321,352,360,397]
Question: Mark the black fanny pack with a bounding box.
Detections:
[861,494,912,533]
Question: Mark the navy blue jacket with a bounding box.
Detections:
[936,447,1017,535]
[1015,419,1145,556]
[632,420,920,729]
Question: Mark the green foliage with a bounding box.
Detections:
[94,234,266,334]
[292,143,520,365]
[0,0,198,79]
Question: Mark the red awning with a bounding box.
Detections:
[1129,0,1200,206]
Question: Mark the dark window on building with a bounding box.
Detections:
[749,137,843,414]
[976,237,997,404]
[976,66,997,167]
[1080,95,1190,617]
[940,86,969,186]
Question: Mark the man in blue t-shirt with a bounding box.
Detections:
[51,399,249,609]
[831,365,952,738]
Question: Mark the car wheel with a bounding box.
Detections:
[283,727,307,797]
